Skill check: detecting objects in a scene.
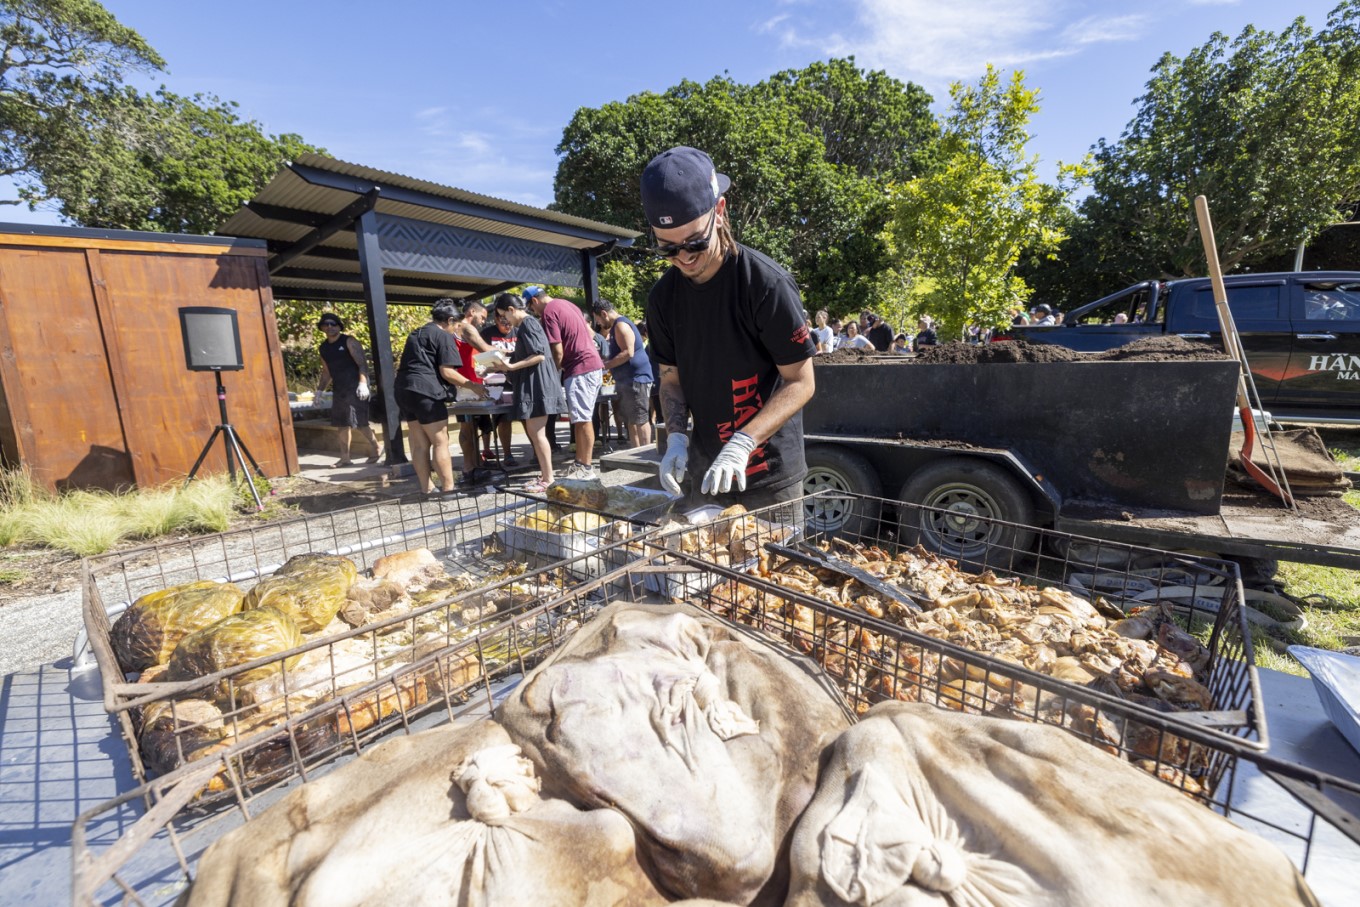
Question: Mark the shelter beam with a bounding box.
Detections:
[269,189,380,275]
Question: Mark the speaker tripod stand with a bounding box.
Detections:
[185,371,267,511]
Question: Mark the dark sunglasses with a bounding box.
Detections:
[318,321,340,328]
[650,207,717,258]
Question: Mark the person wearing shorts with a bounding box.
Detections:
[522,286,603,480]
[592,298,654,449]
[394,300,489,494]
[315,314,381,467]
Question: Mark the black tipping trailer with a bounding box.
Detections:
[802,358,1360,570]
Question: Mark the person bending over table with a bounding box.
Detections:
[487,293,565,495]
[394,300,489,495]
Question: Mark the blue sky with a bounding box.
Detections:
[0,0,1343,227]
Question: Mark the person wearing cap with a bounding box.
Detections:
[1029,304,1056,326]
[394,300,490,495]
[315,313,381,467]
[521,285,605,480]
[640,146,817,507]
[866,312,895,352]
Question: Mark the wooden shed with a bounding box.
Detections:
[0,224,297,491]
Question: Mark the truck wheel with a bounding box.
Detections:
[802,444,883,537]
[898,458,1037,562]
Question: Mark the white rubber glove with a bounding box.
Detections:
[659,433,689,495]
[702,431,757,495]
[356,381,371,401]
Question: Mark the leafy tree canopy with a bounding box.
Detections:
[1067,0,1360,293]
[880,67,1085,338]
[0,0,163,201]
[22,87,318,232]
[552,58,936,315]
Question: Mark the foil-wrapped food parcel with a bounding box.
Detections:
[108,547,561,788]
[183,602,1318,907]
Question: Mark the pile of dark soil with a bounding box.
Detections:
[817,346,879,364]
[817,335,1231,365]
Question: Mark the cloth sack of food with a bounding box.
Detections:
[110,580,244,673]
[497,601,851,905]
[184,718,668,907]
[786,701,1318,907]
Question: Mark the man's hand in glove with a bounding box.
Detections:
[356,382,371,401]
[702,431,756,495]
[659,433,689,495]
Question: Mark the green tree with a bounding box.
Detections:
[0,0,163,205]
[22,88,318,232]
[1069,1,1360,290]
[881,67,1085,338]
[552,59,936,314]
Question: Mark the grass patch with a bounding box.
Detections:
[0,567,26,584]
[0,472,245,556]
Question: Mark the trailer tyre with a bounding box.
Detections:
[898,458,1036,562]
[802,444,883,537]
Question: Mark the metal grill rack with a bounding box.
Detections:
[79,489,652,804]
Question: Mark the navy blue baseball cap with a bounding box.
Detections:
[640,146,731,229]
[522,286,545,301]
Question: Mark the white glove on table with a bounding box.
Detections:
[356,382,371,401]
[659,433,689,495]
[702,431,757,495]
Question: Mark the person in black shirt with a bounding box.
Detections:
[641,146,817,507]
[394,300,489,495]
[315,314,381,467]
[865,313,894,352]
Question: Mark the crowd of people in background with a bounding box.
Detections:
[805,308,943,355]
[325,289,1074,495]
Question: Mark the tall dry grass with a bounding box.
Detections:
[0,469,240,556]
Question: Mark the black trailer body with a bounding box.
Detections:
[805,359,1241,514]
[799,358,1360,570]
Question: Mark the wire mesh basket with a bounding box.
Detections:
[79,489,651,804]
[72,543,1359,907]
[633,491,1267,791]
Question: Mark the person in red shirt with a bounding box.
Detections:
[447,299,496,486]
[522,286,604,480]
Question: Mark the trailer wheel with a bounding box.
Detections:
[898,458,1036,562]
[802,444,883,537]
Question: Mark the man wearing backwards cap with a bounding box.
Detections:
[641,146,817,507]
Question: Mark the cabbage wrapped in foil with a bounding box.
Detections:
[166,606,304,687]
[244,555,357,633]
[111,580,245,674]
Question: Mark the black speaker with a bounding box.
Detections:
[179,307,244,371]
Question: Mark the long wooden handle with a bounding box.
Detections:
[1193,195,1251,410]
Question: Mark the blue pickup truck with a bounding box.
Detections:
[1004,271,1360,424]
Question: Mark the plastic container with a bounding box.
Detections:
[1289,646,1360,756]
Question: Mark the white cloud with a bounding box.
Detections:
[785,0,1152,93]
[1062,14,1148,46]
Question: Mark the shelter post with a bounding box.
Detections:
[580,249,599,305]
[356,209,405,464]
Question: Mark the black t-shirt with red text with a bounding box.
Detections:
[647,244,816,492]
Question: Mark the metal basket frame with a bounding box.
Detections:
[80,489,653,804]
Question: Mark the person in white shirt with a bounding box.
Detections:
[843,321,873,350]
[811,309,834,353]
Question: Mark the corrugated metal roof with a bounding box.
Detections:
[218,153,637,250]
[217,154,636,305]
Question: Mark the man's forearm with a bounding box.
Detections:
[738,362,815,445]
[658,365,688,436]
